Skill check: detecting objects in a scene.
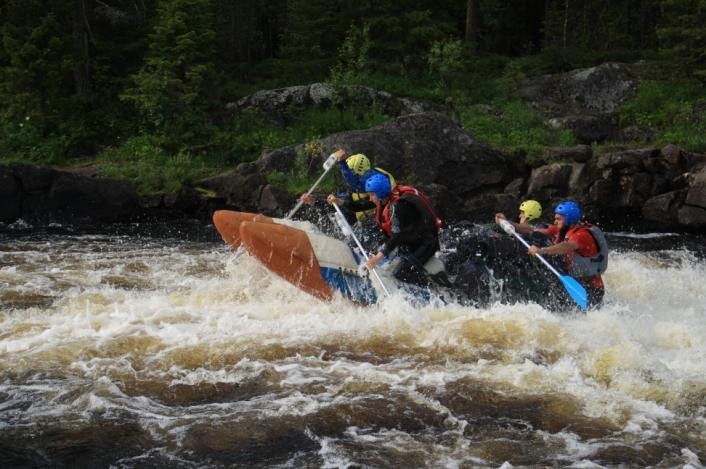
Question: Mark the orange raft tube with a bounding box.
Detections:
[212,210,334,301]
[212,210,274,249]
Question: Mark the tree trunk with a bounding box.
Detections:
[72,0,92,98]
[465,0,480,50]
[562,0,569,49]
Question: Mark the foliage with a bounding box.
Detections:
[656,0,706,83]
[498,60,526,99]
[96,136,209,193]
[619,80,706,152]
[458,99,576,160]
[266,141,339,195]
[120,0,218,147]
[427,39,468,78]
[542,0,659,53]
[93,106,387,194]
[0,1,73,120]
[1,0,705,195]
[330,23,372,86]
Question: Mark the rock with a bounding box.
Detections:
[546,145,592,163]
[195,112,523,220]
[309,82,335,107]
[503,178,525,197]
[661,144,682,165]
[520,63,637,115]
[548,113,618,144]
[257,185,291,215]
[45,172,141,222]
[526,163,575,199]
[684,165,706,209]
[319,112,520,197]
[1,163,146,224]
[595,148,659,172]
[259,146,298,173]
[521,63,636,144]
[196,170,267,211]
[11,163,55,192]
[677,205,706,227]
[492,193,520,218]
[616,124,656,144]
[0,167,21,222]
[6,167,142,224]
[231,83,450,123]
[642,191,686,224]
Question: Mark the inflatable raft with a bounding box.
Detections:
[212,210,447,305]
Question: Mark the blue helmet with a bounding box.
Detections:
[554,200,582,225]
[364,173,392,200]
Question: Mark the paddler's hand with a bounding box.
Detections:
[334,148,346,162]
[365,252,385,269]
[494,213,507,224]
[326,194,343,205]
[528,245,542,256]
[299,193,315,206]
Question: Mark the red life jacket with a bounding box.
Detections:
[376,185,444,237]
[564,223,609,277]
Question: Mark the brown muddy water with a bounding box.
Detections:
[0,224,705,468]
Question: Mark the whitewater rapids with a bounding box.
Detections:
[0,227,704,467]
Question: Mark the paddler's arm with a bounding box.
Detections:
[495,213,534,235]
[327,194,375,212]
[528,240,579,256]
[299,193,316,206]
[336,149,365,190]
[365,251,385,269]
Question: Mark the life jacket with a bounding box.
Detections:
[564,223,609,278]
[351,168,396,221]
[377,185,443,237]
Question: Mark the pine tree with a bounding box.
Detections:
[657,0,706,82]
[121,0,218,145]
[0,1,73,121]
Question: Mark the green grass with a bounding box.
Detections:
[94,106,388,195]
[619,80,706,153]
[266,170,339,195]
[458,99,576,160]
[95,136,211,194]
[4,60,705,196]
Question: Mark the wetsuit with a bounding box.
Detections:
[373,190,440,286]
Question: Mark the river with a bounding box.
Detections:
[1,222,704,468]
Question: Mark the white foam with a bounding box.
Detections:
[1,234,705,463]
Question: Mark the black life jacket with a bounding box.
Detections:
[377,185,443,237]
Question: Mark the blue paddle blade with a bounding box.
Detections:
[560,275,589,310]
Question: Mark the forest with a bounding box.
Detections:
[1,0,705,194]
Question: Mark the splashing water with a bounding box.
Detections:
[0,227,704,467]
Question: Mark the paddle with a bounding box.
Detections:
[332,203,391,298]
[286,152,338,219]
[498,219,588,310]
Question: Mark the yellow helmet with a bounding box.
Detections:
[519,200,542,221]
[346,153,371,176]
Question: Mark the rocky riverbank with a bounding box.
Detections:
[2,111,704,231]
[2,63,705,231]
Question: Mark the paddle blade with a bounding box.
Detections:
[323,153,337,170]
[498,219,515,235]
[559,275,589,310]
